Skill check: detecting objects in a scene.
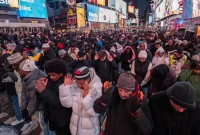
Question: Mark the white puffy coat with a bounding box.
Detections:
[59,68,102,135]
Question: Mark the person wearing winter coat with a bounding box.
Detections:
[152,47,169,68]
[35,59,72,135]
[136,41,152,61]
[149,82,200,135]
[131,50,152,96]
[178,61,200,101]
[169,49,187,77]
[68,45,79,60]
[74,51,93,68]
[120,46,136,72]
[59,66,102,135]
[150,64,176,94]
[94,50,118,84]
[17,59,46,134]
[93,73,153,135]
[38,43,56,70]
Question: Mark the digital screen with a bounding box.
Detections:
[99,7,117,23]
[97,0,105,6]
[128,6,134,13]
[19,0,47,18]
[115,0,127,19]
[87,4,99,22]
[0,0,18,7]
[108,0,115,8]
[192,0,200,18]
[155,0,166,20]
[182,0,192,19]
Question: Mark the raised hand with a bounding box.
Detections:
[64,74,74,86]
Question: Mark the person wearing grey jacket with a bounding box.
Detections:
[18,59,46,122]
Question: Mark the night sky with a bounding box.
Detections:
[136,0,147,18]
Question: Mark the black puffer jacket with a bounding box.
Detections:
[94,59,117,83]
[40,76,72,133]
[149,91,200,135]
[94,88,153,135]
[38,48,56,68]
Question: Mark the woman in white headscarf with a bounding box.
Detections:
[152,47,169,68]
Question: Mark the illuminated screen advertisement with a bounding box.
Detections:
[128,6,134,13]
[192,0,200,18]
[0,0,18,7]
[87,4,117,23]
[115,0,127,19]
[97,0,105,6]
[108,0,115,8]
[99,8,117,23]
[87,4,99,22]
[155,0,165,20]
[88,0,97,4]
[19,0,47,18]
[76,7,85,27]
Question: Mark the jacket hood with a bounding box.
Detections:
[138,41,148,50]
[156,47,165,54]
[89,68,102,93]
[121,46,136,60]
[24,69,46,85]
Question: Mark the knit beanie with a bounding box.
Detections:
[151,67,166,80]
[167,82,196,109]
[58,49,67,56]
[117,73,136,91]
[74,66,90,80]
[7,53,23,65]
[19,59,37,72]
[138,50,147,58]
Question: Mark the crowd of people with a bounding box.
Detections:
[0,29,200,135]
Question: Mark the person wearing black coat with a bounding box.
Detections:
[149,82,200,135]
[94,73,153,135]
[38,43,56,70]
[35,59,72,135]
[74,51,92,69]
[93,50,117,84]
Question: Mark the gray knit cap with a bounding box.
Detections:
[117,73,136,91]
[7,53,23,65]
[58,49,67,56]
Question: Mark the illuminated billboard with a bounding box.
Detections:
[97,0,105,6]
[115,0,127,19]
[87,4,99,22]
[99,7,117,23]
[19,0,47,18]
[76,7,85,27]
[108,0,115,8]
[0,0,18,7]
[128,6,134,13]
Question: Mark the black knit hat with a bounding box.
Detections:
[78,51,86,58]
[167,82,196,109]
[74,66,90,80]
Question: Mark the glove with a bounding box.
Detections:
[126,91,143,118]
[100,87,115,106]
[22,109,31,122]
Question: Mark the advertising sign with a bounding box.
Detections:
[128,6,134,13]
[87,4,99,22]
[99,7,117,23]
[155,0,165,20]
[108,0,115,8]
[0,0,18,7]
[197,26,200,36]
[19,0,47,18]
[115,0,127,19]
[192,0,200,18]
[67,8,77,28]
[135,8,139,17]
[88,0,97,4]
[97,0,105,6]
[76,7,85,27]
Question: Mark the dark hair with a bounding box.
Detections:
[191,61,200,69]
[44,59,68,75]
